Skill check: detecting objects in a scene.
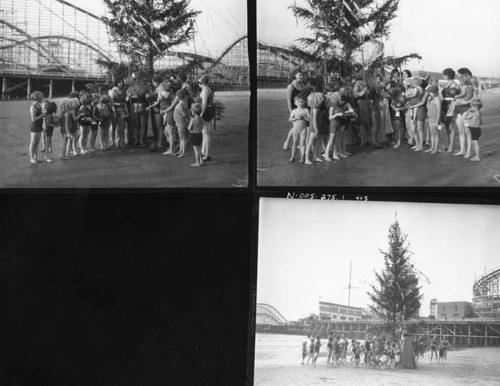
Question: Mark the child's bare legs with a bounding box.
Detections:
[324,132,336,162]
[90,129,98,152]
[109,118,117,147]
[429,123,439,154]
[454,114,466,156]
[40,133,46,152]
[202,124,211,160]
[29,132,41,163]
[305,131,316,165]
[175,126,187,157]
[339,125,349,157]
[163,125,175,154]
[464,126,472,158]
[191,145,203,166]
[471,140,480,161]
[393,120,402,148]
[100,124,109,150]
[116,114,126,147]
[407,120,416,149]
[444,118,455,152]
[414,120,424,151]
[425,119,430,146]
[283,127,293,150]
[314,136,324,162]
[289,129,300,162]
[78,125,89,154]
[298,130,306,162]
[44,134,54,161]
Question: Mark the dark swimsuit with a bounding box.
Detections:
[30,104,43,133]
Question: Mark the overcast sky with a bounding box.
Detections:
[74,0,247,58]
[257,0,500,78]
[257,198,500,321]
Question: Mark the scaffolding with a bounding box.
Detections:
[1,1,249,99]
[257,40,316,81]
[473,268,500,319]
[0,0,116,78]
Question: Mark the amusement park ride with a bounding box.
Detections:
[0,0,249,99]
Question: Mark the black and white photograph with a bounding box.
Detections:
[0,0,248,188]
[254,198,500,385]
[257,0,500,186]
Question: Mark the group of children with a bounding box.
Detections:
[285,67,485,165]
[300,333,451,369]
[28,78,211,168]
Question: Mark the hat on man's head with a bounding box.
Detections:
[198,74,210,84]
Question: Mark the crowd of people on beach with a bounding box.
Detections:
[284,67,484,165]
[301,331,451,370]
[28,74,216,168]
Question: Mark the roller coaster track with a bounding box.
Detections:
[256,303,288,326]
[205,35,248,72]
[473,267,500,319]
[0,34,114,63]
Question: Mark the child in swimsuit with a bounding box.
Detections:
[324,91,344,162]
[407,77,427,152]
[288,95,310,163]
[463,99,483,162]
[305,92,325,165]
[29,91,46,164]
[42,100,59,163]
[301,340,308,365]
[425,85,442,154]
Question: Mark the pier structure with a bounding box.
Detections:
[256,319,500,348]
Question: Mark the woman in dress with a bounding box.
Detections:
[400,330,417,369]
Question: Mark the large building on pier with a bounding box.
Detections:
[319,301,363,322]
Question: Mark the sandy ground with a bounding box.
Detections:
[257,88,500,186]
[0,91,249,188]
[253,333,500,385]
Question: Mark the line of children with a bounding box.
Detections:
[27,85,207,167]
[285,69,486,165]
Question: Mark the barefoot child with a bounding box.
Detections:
[29,91,46,164]
[463,99,483,161]
[78,93,93,154]
[187,103,204,167]
[301,338,308,365]
[407,77,427,151]
[324,92,343,162]
[312,336,321,368]
[94,95,113,150]
[425,85,442,154]
[42,101,59,163]
[305,92,325,165]
[60,92,84,160]
[288,95,309,162]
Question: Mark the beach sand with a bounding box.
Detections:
[253,333,500,385]
[257,88,500,186]
[0,91,249,188]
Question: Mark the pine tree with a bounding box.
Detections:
[289,0,404,80]
[102,0,200,76]
[368,220,423,336]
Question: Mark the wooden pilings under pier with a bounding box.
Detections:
[1,73,105,100]
[256,319,500,348]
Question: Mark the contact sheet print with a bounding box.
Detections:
[1,0,500,385]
